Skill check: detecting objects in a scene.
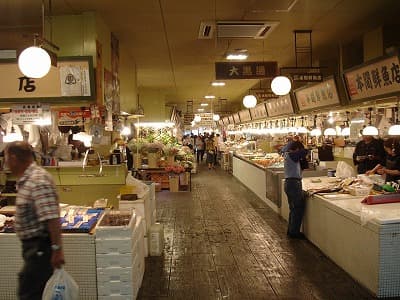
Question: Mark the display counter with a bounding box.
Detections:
[281,177,400,298]
[0,209,145,300]
[233,154,326,212]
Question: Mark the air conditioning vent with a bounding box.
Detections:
[198,21,215,39]
[217,21,279,39]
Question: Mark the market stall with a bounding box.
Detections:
[280,176,400,298]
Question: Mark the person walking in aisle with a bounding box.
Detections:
[205,135,215,169]
[283,141,308,239]
[195,134,205,164]
[4,141,65,300]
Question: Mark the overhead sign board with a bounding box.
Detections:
[215,61,278,80]
[0,56,95,102]
[249,102,267,120]
[343,54,400,102]
[294,77,341,112]
[238,109,251,122]
[265,94,294,117]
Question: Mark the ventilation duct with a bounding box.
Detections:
[198,21,279,39]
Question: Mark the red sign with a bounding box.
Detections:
[58,109,91,126]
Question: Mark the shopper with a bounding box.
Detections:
[195,134,205,164]
[205,135,215,169]
[366,137,400,182]
[4,141,64,300]
[283,141,308,239]
[353,134,385,174]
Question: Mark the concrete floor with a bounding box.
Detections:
[138,164,376,300]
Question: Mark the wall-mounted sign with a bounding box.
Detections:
[233,113,241,124]
[343,55,400,102]
[265,94,294,117]
[218,119,224,126]
[249,88,278,101]
[294,77,340,112]
[215,61,278,80]
[238,109,251,122]
[12,104,51,125]
[228,116,234,124]
[58,108,92,126]
[249,102,267,120]
[223,117,229,125]
[291,73,323,82]
[0,56,95,102]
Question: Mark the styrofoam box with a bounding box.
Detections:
[98,295,135,300]
[95,212,136,239]
[97,280,134,296]
[97,266,139,283]
[96,238,134,254]
[96,252,134,268]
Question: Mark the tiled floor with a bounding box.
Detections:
[138,164,376,299]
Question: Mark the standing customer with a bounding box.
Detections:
[4,141,64,300]
[195,134,205,164]
[205,135,215,169]
[283,141,308,239]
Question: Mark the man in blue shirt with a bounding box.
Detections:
[283,141,308,239]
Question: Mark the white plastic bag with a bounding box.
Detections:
[42,267,79,300]
[335,161,356,178]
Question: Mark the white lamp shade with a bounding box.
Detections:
[362,126,378,136]
[271,76,292,95]
[388,125,400,135]
[194,115,201,122]
[323,128,336,136]
[213,114,220,121]
[341,127,350,136]
[243,95,257,108]
[18,46,51,78]
[297,126,308,133]
[310,128,322,136]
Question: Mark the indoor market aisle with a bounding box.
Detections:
[137,165,374,300]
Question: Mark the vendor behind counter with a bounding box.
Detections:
[352,135,386,174]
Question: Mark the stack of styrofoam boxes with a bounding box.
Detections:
[95,211,145,299]
[119,182,157,257]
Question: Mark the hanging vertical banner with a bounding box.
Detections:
[343,54,400,102]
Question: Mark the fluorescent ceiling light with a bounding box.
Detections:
[197,108,205,112]
[205,95,215,99]
[226,53,248,60]
[200,103,208,106]
[211,81,225,86]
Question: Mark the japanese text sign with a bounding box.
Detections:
[228,116,234,124]
[343,55,400,101]
[238,109,251,122]
[265,94,294,117]
[233,113,241,124]
[294,78,340,112]
[58,109,91,126]
[12,104,51,125]
[215,61,278,80]
[249,103,267,120]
